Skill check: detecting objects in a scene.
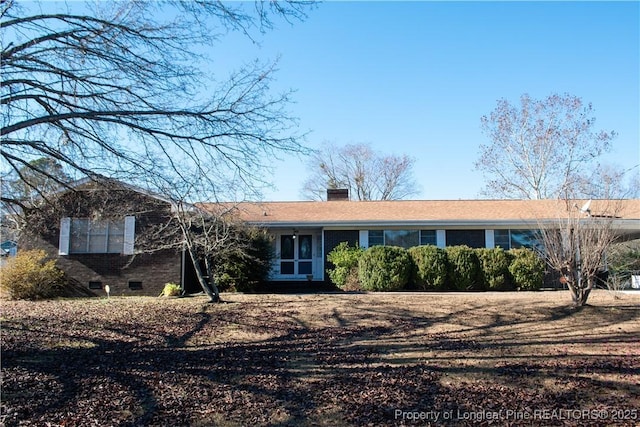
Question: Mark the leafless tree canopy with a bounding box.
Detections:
[1,0,313,206]
[1,0,314,302]
[476,93,618,200]
[301,143,419,201]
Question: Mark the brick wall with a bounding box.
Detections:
[20,182,183,297]
[22,233,182,297]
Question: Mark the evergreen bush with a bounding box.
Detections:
[408,245,448,290]
[358,246,412,291]
[327,242,364,290]
[445,245,481,290]
[476,247,511,290]
[508,248,545,291]
[214,228,274,292]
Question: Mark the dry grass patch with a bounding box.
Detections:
[2,290,638,426]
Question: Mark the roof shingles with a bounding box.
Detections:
[208,199,640,225]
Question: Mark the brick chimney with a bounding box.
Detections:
[327,188,349,201]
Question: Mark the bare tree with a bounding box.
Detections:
[476,93,617,200]
[1,0,312,203]
[1,0,314,298]
[3,157,72,208]
[301,142,419,201]
[575,164,640,200]
[538,199,625,306]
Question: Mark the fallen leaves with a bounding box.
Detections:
[1,292,639,426]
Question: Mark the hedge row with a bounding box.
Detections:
[327,244,545,292]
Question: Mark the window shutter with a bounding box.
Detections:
[59,217,71,255]
[123,216,135,255]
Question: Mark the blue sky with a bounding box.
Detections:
[219,1,639,201]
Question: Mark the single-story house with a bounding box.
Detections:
[225,192,640,284]
[17,182,640,295]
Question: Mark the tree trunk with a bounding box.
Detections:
[187,246,219,303]
[567,274,593,307]
[204,257,221,303]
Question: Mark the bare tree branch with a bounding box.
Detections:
[301,142,420,201]
[476,93,618,200]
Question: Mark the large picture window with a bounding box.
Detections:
[70,219,125,254]
[385,230,419,249]
[368,230,437,249]
[59,216,135,255]
[493,229,541,250]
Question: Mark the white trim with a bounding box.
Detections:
[485,230,495,249]
[436,230,446,248]
[359,230,369,249]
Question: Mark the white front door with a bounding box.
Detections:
[278,234,313,278]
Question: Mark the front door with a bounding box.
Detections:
[279,234,313,278]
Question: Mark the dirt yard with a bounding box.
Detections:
[1,290,639,426]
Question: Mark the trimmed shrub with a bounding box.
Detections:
[0,250,65,300]
[161,282,181,297]
[476,247,511,290]
[358,246,412,291]
[508,248,545,291]
[408,245,448,290]
[214,228,274,293]
[445,245,481,290]
[327,242,364,290]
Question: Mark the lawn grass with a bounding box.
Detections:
[1,290,639,426]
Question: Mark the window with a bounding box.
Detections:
[368,230,427,249]
[511,229,541,250]
[385,230,419,249]
[59,216,135,255]
[420,230,437,246]
[70,218,124,254]
[494,230,510,249]
[493,229,541,250]
[368,230,384,247]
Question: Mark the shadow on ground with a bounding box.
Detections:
[2,293,639,426]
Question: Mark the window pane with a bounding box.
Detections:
[107,221,125,253]
[108,234,124,253]
[420,230,437,246]
[368,230,384,247]
[511,230,541,250]
[494,230,510,249]
[89,235,107,253]
[385,230,419,249]
[280,261,294,274]
[298,235,312,259]
[298,261,312,275]
[70,219,88,253]
[281,235,294,259]
[445,229,486,248]
[88,221,108,253]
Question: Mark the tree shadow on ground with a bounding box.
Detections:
[2,295,639,426]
